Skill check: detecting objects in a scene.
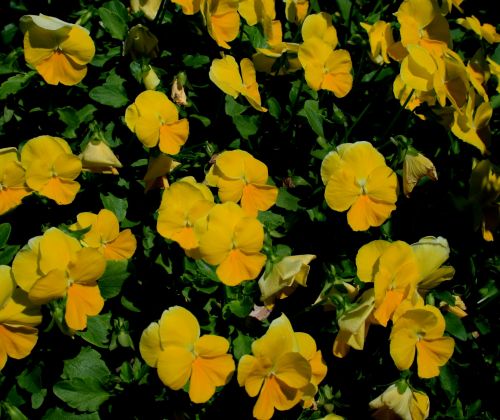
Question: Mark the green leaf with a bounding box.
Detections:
[183,54,210,68]
[223,297,253,319]
[195,259,220,283]
[336,0,352,22]
[267,97,281,119]
[57,105,97,138]
[89,73,128,108]
[232,332,253,360]
[243,25,267,49]
[76,313,112,348]
[100,192,128,221]
[17,367,47,409]
[0,72,35,100]
[439,364,459,401]
[53,379,111,412]
[61,347,111,380]
[98,1,129,40]
[0,223,11,247]
[0,244,20,265]
[233,115,259,139]
[276,188,300,211]
[43,407,100,420]
[299,100,325,138]
[98,260,130,299]
[225,95,248,116]
[444,312,467,341]
[258,211,285,231]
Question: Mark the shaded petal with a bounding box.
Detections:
[238,354,266,395]
[69,248,106,284]
[28,269,67,304]
[356,240,390,282]
[209,55,243,96]
[274,352,311,388]
[59,26,95,65]
[0,324,38,361]
[390,329,417,371]
[139,321,161,367]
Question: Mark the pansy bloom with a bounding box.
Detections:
[238,313,326,419]
[205,149,278,216]
[321,141,398,231]
[201,0,240,49]
[20,14,95,86]
[139,306,235,403]
[0,266,42,370]
[21,135,82,205]
[369,383,430,420]
[12,228,106,331]
[390,305,454,378]
[70,209,137,260]
[209,55,267,111]
[157,177,214,251]
[194,202,266,285]
[125,90,189,155]
[0,147,31,215]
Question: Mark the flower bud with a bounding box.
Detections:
[171,73,188,106]
[143,65,160,90]
[403,150,438,197]
[79,139,123,175]
[124,24,159,60]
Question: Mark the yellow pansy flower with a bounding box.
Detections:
[125,90,189,155]
[194,202,266,286]
[238,314,325,420]
[0,266,15,311]
[20,14,95,86]
[356,240,420,326]
[252,20,301,75]
[139,306,235,403]
[209,55,267,112]
[390,305,454,378]
[321,141,398,231]
[0,272,42,371]
[451,89,492,154]
[0,147,31,216]
[360,20,394,65]
[79,139,123,175]
[70,209,137,260]
[298,38,353,97]
[369,383,430,420]
[258,255,316,306]
[157,177,214,251]
[201,0,240,49]
[20,135,82,205]
[395,0,450,50]
[457,16,500,44]
[11,228,106,331]
[206,149,277,216]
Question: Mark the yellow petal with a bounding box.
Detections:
[158,119,189,155]
[0,324,38,362]
[139,321,162,367]
[135,114,161,148]
[216,249,266,285]
[356,240,391,282]
[59,26,95,65]
[241,184,278,216]
[0,266,15,309]
[252,313,295,360]
[347,195,396,231]
[158,306,200,349]
[390,327,417,371]
[104,230,137,260]
[65,283,104,330]
[209,55,243,97]
[28,269,68,305]
[69,248,106,284]
[189,354,235,403]
[195,334,230,357]
[157,346,194,389]
[11,237,42,292]
[274,352,311,388]
[416,337,454,378]
[39,228,80,273]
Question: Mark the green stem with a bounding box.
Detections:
[154,0,168,25]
